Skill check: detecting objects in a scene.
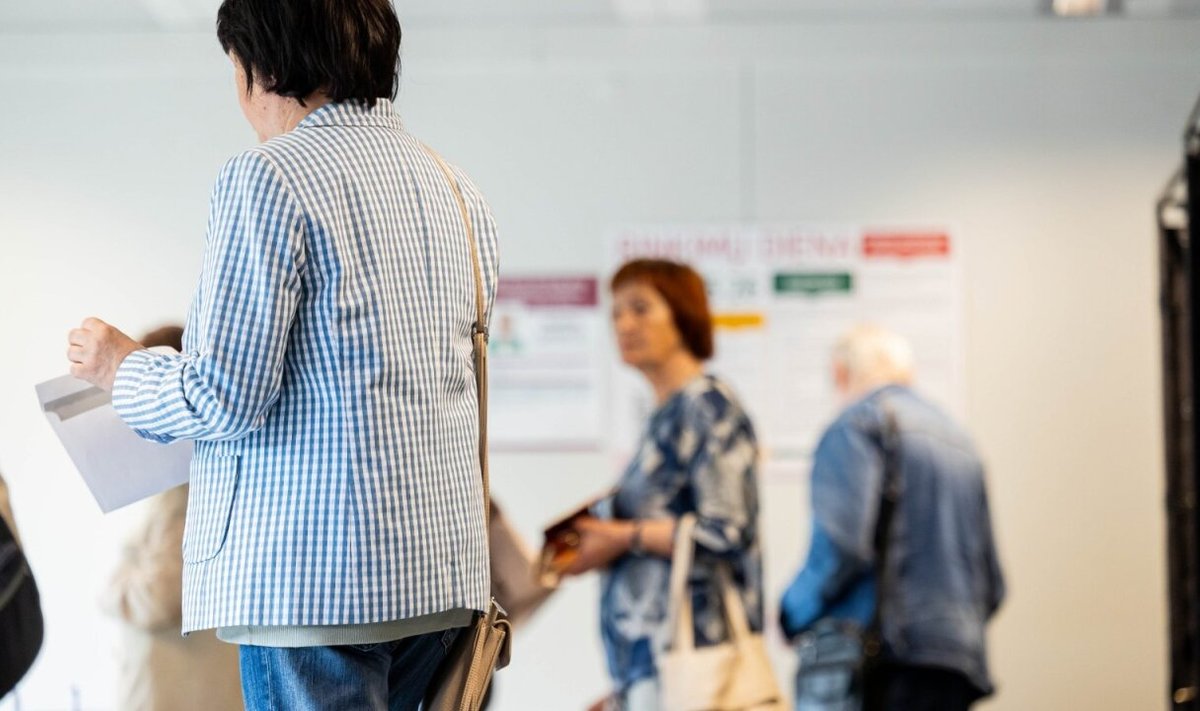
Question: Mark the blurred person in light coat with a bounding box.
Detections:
[100,326,242,711]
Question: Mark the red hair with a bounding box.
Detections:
[611,259,714,360]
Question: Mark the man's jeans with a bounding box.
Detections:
[239,628,461,711]
[794,622,862,711]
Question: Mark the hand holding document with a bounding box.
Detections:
[35,373,191,513]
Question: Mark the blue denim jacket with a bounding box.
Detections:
[780,385,1005,696]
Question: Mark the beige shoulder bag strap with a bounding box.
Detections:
[427,148,491,526]
[423,146,510,711]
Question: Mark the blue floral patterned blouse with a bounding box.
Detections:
[593,374,763,691]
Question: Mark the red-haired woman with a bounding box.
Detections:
[563,259,764,711]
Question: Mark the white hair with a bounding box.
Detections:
[833,324,914,387]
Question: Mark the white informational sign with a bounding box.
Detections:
[36,374,192,512]
[608,225,965,467]
[489,276,607,450]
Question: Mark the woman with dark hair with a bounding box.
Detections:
[561,259,764,711]
[65,1,499,709]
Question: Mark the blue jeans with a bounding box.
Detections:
[239,628,461,711]
[617,676,659,710]
[794,621,863,711]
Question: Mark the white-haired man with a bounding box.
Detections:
[780,325,1005,711]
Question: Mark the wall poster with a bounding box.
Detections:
[607,225,965,467]
[489,276,607,450]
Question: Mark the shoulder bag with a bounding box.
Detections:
[659,514,785,710]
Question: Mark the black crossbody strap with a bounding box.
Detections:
[862,399,901,710]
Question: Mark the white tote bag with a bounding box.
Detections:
[658,515,787,711]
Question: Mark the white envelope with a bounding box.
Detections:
[36,374,192,513]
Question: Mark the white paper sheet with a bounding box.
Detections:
[36,374,192,513]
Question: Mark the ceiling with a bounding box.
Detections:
[1,0,1195,33]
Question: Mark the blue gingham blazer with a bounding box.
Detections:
[112,100,498,633]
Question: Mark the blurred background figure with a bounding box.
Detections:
[0,473,17,542]
[0,469,43,700]
[561,259,764,711]
[780,324,1005,711]
[99,325,242,711]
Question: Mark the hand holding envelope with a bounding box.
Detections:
[65,317,142,392]
[36,372,192,513]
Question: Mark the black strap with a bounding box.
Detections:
[862,400,901,711]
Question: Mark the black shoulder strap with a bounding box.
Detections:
[863,399,900,664]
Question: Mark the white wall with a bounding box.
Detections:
[0,16,1193,710]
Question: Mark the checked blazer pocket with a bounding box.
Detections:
[183,452,241,564]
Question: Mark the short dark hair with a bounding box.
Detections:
[611,259,714,360]
[217,0,401,106]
